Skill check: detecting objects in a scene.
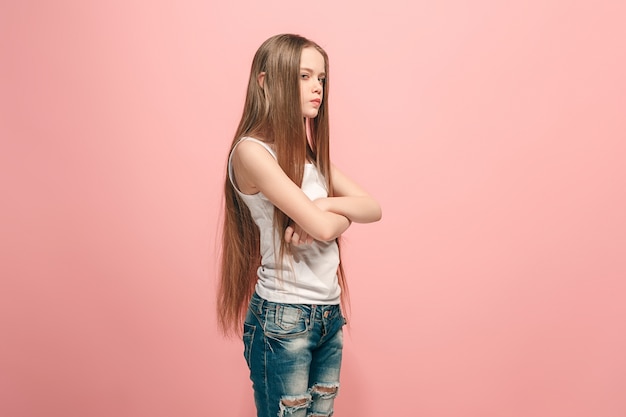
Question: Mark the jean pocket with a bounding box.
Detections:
[264,305,307,338]
[242,322,255,369]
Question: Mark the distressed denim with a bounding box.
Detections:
[243,291,346,417]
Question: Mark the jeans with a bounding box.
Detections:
[243,291,346,417]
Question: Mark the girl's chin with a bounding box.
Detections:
[303,111,319,119]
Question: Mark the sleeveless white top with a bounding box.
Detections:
[228,137,340,305]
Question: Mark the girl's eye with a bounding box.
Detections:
[300,74,310,79]
[318,78,325,84]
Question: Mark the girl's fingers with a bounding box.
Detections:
[299,231,312,245]
[286,224,314,245]
[284,226,294,243]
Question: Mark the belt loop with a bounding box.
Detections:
[251,292,264,315]
[257,296,264,315]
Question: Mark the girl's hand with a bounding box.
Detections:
[285,223,314,246]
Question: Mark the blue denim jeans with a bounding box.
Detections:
[243,292,346,417]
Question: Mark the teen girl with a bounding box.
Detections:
[217,34,382,417]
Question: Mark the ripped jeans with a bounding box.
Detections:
[243,291,346,417]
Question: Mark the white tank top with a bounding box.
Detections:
[228,137,340,305]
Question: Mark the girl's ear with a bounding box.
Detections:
[257,72,266,88]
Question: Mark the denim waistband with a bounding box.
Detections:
[249,291,340,316]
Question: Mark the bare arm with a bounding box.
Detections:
[316,164,382,223]
[231,141,350,242]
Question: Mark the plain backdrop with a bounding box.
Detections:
[1,1,625,416]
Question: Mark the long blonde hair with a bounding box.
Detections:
[217,34,348,336]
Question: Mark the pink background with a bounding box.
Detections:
[2,1,625,416]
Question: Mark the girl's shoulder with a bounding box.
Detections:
[234,137,276,159]
[229,137,278,195]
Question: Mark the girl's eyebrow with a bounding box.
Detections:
[300,67,326,76]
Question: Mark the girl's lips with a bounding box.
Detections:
[311,99,321,106]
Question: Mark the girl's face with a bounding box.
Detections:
[299,47,326,119]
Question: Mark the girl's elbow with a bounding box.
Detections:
[317,234,335,243]
[317,227,339,242]
[306,223,334,242]
[315,215,348,241]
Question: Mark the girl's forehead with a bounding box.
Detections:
[300,47,326,71]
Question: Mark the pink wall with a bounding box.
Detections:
[2,1,625,416]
